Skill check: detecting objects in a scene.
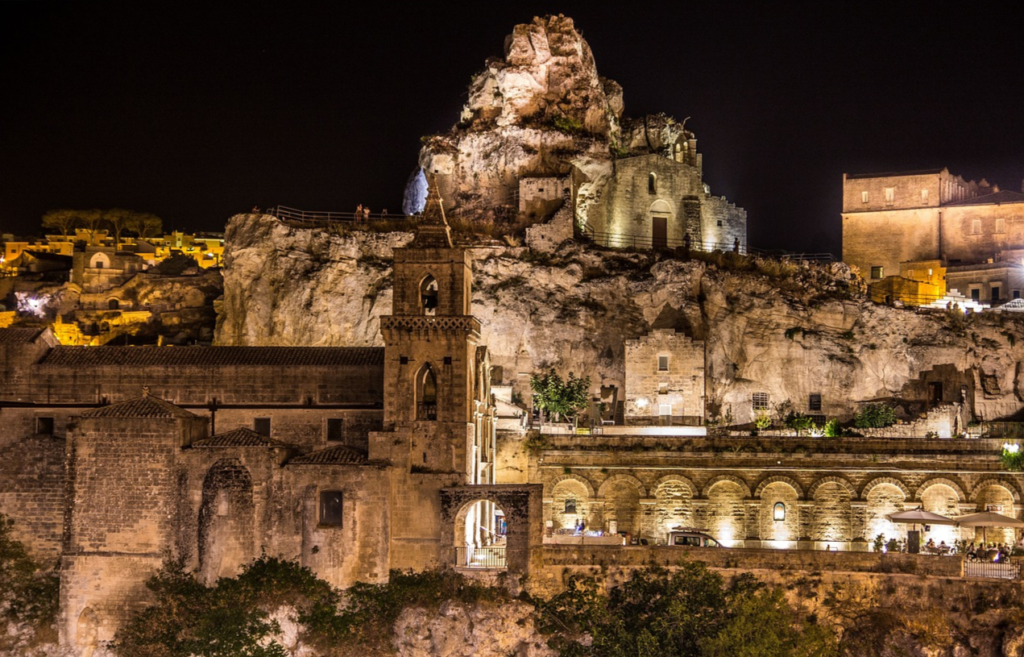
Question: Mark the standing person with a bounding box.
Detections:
[381,208,388,218]
[355,204,363,222]
[363,206,370,221]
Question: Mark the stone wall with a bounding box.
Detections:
[0,433,65,558]
[842,207,940,278]
[531,436,1023,547]
[624,329,704,424]
[699,195,746,250]
[589,154,704,245]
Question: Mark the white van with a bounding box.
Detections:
[667,530,724,548]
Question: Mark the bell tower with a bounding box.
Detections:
[374,182,486,481]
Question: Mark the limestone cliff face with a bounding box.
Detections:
[216,215,1024,424]
[418,15,621,225]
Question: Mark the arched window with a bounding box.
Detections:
[417,364,438,420]
[648,173,657,194]
[773,502,786,521]
[108,298,119,310]
[420,275,438,316]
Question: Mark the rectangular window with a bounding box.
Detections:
[884,187,895,203]
[996,218,1006,233]
[319,491,343,526]
[992,286,1000,302]
[36,417,54,434]
[971,288,981,302]
[861,191,869,203]
[658,355,669,372]
[326,418,344,442]
[870,266,884,279]
[808,394,822,412]
[254,417,271,437]
[659,404,672,417]
[752,392,769,411]
[921,189,929,202]
[972,219,982,235]
[1014,290,1020,300]
[564,498,576,514]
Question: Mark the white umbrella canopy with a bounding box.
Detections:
[886,509,958,525]
[955,511,1024,528]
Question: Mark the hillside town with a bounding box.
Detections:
[3,12,1024,657]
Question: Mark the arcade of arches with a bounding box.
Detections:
[540,472,1024,547]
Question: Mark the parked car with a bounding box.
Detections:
[666,530,724,548]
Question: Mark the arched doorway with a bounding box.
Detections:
[440,485,542,578]
[649,200,672,250]
[198,459,255,584]
[453,498,506,569]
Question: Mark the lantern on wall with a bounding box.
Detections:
[773,502,786,522]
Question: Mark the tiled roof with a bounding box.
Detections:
[39,346,385,368]
[0,327,46,344]
[82,393,197,419]
[288,445,368,465]
[945,190,1024,207]
[192,428,290,448]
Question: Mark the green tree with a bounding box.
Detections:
[125,210,164,240]
[40,208,80,241]
[530,369,591,429]
[853,403,897,429]
[700,587,837,657]
[78,208,107,244]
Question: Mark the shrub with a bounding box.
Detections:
[823,418,842,438]
[755,413,772,431]
[785,411,817,435]
[1000,443,1024,471]
[552,114,584,135]
[853,403,896,429]
[0,514,59,632]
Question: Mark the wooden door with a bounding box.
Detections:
[652,216,668,250]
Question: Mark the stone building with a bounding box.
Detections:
[585,149,747,252]
[0,187,514,653]
[623,329,705,425]
[843,168,1024,301]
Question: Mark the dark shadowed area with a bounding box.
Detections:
[1,2,1022,253]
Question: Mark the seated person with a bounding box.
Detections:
[925,538,936,548]
[938,540,948,553]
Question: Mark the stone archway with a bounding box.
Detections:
[649,475,697,540]
[549,477,593,532]
[702,479,747,546]
[440,485,542,578]
[972,482,1019,545]
[758,481,800,544]
[811,481,853,543]
[198,459,255,585]
[863,479,909,542]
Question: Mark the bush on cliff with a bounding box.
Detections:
[853,403,897,429]
[0,513,59,632]
[536,563,837,656]
[117,558,509,656]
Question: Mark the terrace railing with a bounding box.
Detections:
[267,205,403,224]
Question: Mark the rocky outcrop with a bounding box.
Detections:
[417,15,623,228]
[393,600,554,657]
[216,214,1024,425]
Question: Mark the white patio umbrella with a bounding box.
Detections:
[955,511,1024,544]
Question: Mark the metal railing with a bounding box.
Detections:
[579,226,834,262]
[964,559,1020,580]
[455,546,507,569]
[267,206,404,223]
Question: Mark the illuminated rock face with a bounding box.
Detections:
[416,14,746,248]
[218,214,1024,425]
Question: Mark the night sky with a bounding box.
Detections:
[2,2,1023,254]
